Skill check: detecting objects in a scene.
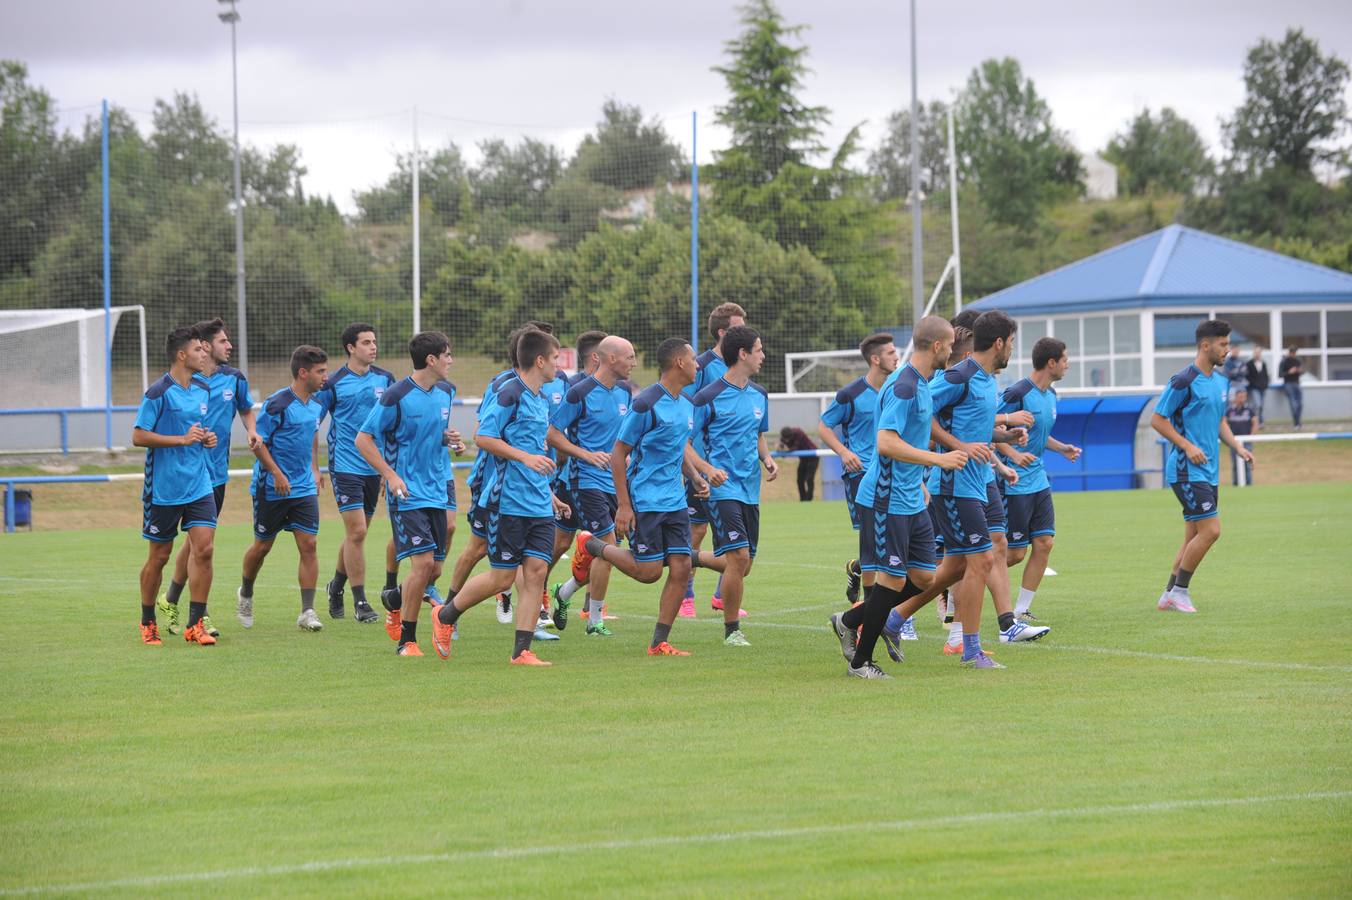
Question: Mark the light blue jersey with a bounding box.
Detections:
[252,387,322,501]
[135,373,214,506]
[617,382,693,513]
[359,376,454,510]
[930,357,997,500]
[1156,364,1227,486]
[551,375,631,494]
[477,373,553,518]
[999,378,1058,495]
[857,364,931,515]
[468,369,515,500]
[316,364,396,476]
[692,377,769,505]
[197,365,253,487]
[819,376,880,471]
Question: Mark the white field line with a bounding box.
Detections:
[4,791,1348,896]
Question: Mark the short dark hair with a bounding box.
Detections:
[1032,337,1067,371]
[290,345,328,377]
[1196,319,1231,343]
[656,338,691,372]
[1287,345,1299,354]
[973,311,1017,352]
[192,318,226,342]
[517,329,561,370]
[576,330,608,364]
[408,331,450,370]
[951,308,982,331]
[721,325,760,363]
[949,326,974,365]
[709,302,747,342]
[166,327,200,362]
[859,332,894,365]
[341,322,376,355]
[506,325,541,368]
[524,320,555,335]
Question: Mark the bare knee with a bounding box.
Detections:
[908,568,934,592]
[1032,535,1054,555]
[1006,547,1027,566]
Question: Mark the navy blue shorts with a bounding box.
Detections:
[630,509,692,562]
[842,472,863,531]
[252,493,320,541]
[577,488,618,538]
[1004,488,1055,548]
[984,479,1007,534]
[446,479,457,512]
[390,502,449,562]
[212,483,227,514]
[553,481,580,533]
[685,479,711,525]
[487,512,554,569]
[858,507,937,577]
[927,498,945,550]
[143,493,217,542]
[1172,481,1219,522]
[468,501,489,540]
[935,495,993,555]
[333,472,381,516]
[709,499,759,558]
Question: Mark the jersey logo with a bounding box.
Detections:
[636,543,649,553]
[752,407,763,419]
[148,525,161,534]
[551,393,563,405]
[688,418,694,430]
[441,406,450,420]
[200,403,208,415]
[618,404,628,415]
[257,523,267,533]
[223,389,234,401]
[412,535,423,545]
[501,550,513,560]
[888,555,901,566]
[729,530,740,540]
[340,494,350,503]
[1012,531,1024,541]
[969,534,981,544]
[1202,501,1213,511]
[374,387,384,399]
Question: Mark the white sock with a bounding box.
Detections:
[557,577,581,601]
[588,594,603,626]
[1015,588,1035,615]
[946,621,963,647]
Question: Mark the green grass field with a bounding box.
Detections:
[2,483,1350,896]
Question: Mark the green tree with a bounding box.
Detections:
[470,137,563,225]
[956,58,1083,230]
[1102,107,1212,196]
[1223,28,1350,176]
[569,100,685,190]
[0,61,62,280]
[866,100,951,200]
[353,142,469,226]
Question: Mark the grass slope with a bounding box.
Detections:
[1,483,1349,896]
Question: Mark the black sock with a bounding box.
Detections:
[513,628,533,658]
[241,576,255,597]
[444,587,458,604]
[724,621,740,638]
[1175,567,1194,589]
[141,604,156,626]
[437,602,464,627]
[301,588,316,611]
[399,620,417,646]
[351,585,367,606]
[187,601,207,628]
[585,536,606,558]
[165,580,185,605]
[840,585,871,630]
[1166,573,1177,592]
[651,622,672,648]
[385,571,398,590]
[332,571,347,591]
[998,611,1016,631]
[851,583,904,668]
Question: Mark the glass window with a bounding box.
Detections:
[1324,354,1352,381]
[1113,314,1141,353]
[1214,311,1272,350]
[1059,361,1083,388]
[1114,357,1142,386]
[1084,316,1110,355]
[1052,319,1080,358]
[1155,313,1207,351]
[1018,318,1047,362]
[1155,356,1194,386]
[1281,311,1320,350]
[1327,310,1352,349]
[1082,358,1111,388]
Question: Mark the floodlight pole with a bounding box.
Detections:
[412,106,421,335]
[947,105,961,311]
[220,0,248,373]
[908,0,923,326]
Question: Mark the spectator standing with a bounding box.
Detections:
[1244,346,1270,424]
[1222,346,1246,397]
[779,426,819,502]
[1224,387,1258,486]
[1278,346,1304,430]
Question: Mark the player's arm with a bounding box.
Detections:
[682,442,724,488]
[1150,413,1207,464]
[758,433,779,481]
[239,407,260,449]
[610,440,636,537]
[816,421,861,473]
[546,424,609,470]
[993,440,1037,467]
[475,434,555,475]
[991,425,1029,446]
[311,431,324,489]
[877,429,967,469]
[1219,417,1255,465]
[1046,435,1082,461]
[251,437,291,496]
[930,420,993,462]
[132,426,207,448]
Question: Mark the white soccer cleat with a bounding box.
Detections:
[495,594,513,624]
[1157,591,1175,611]
[236,588,254,628]
[297,608,324,632]
[998,620,1050,643]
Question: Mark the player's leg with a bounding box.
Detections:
[649,549,693,655]
[139,530,175,644]
[329,508,367,619]
[430,551,515,660]
[238,529,275,630]
[395,507,445,641]
[1161,484,1218,612]
[510,548,552,665]
[577,491,619,634]
[293,525,322,632]
[1013,489,1055,619]
[161,539,192,635]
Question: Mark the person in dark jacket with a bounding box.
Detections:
[1244,346,1270,424]
[1278,346,1304,430]
[1225,387,1258,485]
[779,426,819,501]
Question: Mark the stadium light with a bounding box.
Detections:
[217,0,248,373]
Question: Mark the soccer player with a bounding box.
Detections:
[999,337,1082,621]
[157,318,256,637]
[682,301,747,618]
[817,332,900,621]
[547,335,638,635]
[355,331,459,655]
[430,329,563,666]
[829,316,967,678]
[236,346,328,632]
[581,338,726,655]
[316,322,397,624]
[133,327,220,646]
[1152,319,1253,613]
[688,325,778,646]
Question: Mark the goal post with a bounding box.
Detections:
[0,306,148,410]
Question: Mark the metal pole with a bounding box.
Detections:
[101,100,112,451]
[947,105,962,311]
[227,4,248,373]
[690,111,700,349]
[908,0,923,326]
[412,105,421,336]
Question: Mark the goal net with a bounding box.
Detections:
[0,307,147,409]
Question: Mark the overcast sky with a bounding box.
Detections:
[4,0,1350,212]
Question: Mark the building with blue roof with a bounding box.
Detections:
[965,224,1352,389]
